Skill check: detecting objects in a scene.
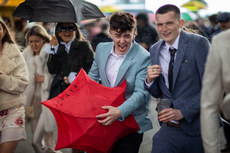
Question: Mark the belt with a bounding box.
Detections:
[166,122,181,128]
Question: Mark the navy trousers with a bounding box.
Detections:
[151,123,204,153]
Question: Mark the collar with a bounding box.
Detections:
[165,34,180,50]
[60,36,76,47]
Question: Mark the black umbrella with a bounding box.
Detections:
[13,0,105,23]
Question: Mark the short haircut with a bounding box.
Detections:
[109,11,136,34]
[208,14,218,24]
[156,4,181,21]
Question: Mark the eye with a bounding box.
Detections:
[115,34,120,38]
[124,34,131,39]
[157,23,163,27]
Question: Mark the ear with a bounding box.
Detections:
[179,19,184,28]
[132,29,137,40]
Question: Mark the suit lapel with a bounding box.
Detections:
[101,43,113,86]
[155,42,165,82]
[114,42,137,87]
[173,31,188,90]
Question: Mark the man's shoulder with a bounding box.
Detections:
[213,29,230,41]
[133,42,150,56]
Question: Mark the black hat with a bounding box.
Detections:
[217,12,230,22]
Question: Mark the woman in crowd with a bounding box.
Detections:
[22,24,55,153]
[0,17,28,153]
[46,22,94,153]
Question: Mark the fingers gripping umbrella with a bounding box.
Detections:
[13,0,105,24]
[42,69,140,153]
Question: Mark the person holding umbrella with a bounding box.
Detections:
[46,22,94,153]
[88,11,152,153]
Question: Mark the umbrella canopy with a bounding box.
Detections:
[100,5,120,13]
[42,69,140,153]
[182,12,193,21]
[99,5,121,17]
[181,0,207,12]
[13,0,105,24]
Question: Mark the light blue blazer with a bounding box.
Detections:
[88,41,153,133]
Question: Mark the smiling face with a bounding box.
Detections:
[57,23,76,44]
[110,29,135,55]
[156,11,184,45]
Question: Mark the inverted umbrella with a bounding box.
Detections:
[181,0,207,12]
[42,69,140,153]
[13,0,105,24]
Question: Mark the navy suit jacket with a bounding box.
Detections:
[145,30,210,136]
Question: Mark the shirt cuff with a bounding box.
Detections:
[145,79,154,88]
[46,44,59,54]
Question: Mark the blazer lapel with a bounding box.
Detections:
[100,43,113,86]
[114,42,137,87]
[155,42,165,83]
[173,31,188,90]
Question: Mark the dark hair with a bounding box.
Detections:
[14,18,27,32]
[109,11,136,34]
[55,22,85,43]
[208,14,218,24]
[26,24,51,44]
[0,17,15,44]
[136,12,149,23]
[156,4,181,21]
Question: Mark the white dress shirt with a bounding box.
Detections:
[145,35,180,88]
[106,44,132,87]
[46,36,75,54]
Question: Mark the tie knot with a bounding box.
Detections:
[169,48,177,56]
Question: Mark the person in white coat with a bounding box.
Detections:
[22,24,57,153]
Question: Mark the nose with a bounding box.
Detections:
[30,42,35,48]
[162,24,168,31]
[119,36,126,44]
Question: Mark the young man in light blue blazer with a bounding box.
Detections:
[88,12,152,153]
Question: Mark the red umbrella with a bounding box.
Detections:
[42,69,140,153]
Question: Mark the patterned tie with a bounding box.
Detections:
[168,47,177,92]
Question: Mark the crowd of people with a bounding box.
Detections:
[0,3,230,153]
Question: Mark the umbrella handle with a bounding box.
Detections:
[50,25,56,51]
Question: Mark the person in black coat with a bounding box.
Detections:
[46,22,94,153]
[135,12,159,51]
[46,22,94,99]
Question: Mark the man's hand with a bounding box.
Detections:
[158,108,183,123]
[146,65,161,83]
[96,106,122,126]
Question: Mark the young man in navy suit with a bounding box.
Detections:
[144,4,210,153]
